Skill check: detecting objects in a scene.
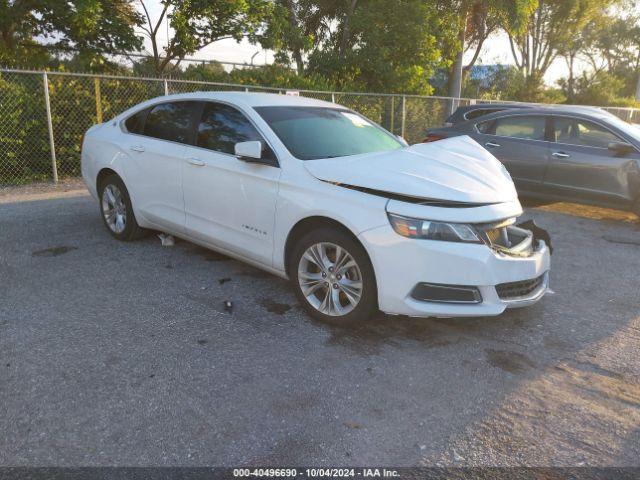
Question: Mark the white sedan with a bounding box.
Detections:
[81,92,550,321]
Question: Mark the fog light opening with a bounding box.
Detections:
[411,283,482,304]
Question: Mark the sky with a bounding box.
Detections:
[136,1,573,87]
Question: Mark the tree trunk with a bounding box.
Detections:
[292,48,304,75]
[635,51,640,101]
[284,0,304,75]
[339,0,357,58]
[448,20,466,100]
[567,52,575,103]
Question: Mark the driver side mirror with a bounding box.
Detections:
[608,141,635,155]
[235,141,263,163]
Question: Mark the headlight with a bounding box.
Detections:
[387,213,482,243]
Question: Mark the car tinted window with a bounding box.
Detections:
[494,116,546,140]
[553,117,621,148]
[143,101,198,144]
[465,108,498,120]
[124,108,148,134]
[197,102,274,159]
[476,120,494,134]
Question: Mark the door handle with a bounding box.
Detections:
[129,145,145,152]
[187,157,205,166]
[485,141,501,148]
[552,151,570,158]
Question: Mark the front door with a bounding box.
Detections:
[474,114,551,191]
[182,101,281,266]
[545,116,640,204]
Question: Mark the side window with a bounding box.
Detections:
[465,108,497,120]
[143,101,198,144]
[494,116,546,141]
[553,117,621,148]
[196,102,275,160]
[476,120,495,134]
[124,108,149,134]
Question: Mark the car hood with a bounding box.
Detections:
[304,135,518,204]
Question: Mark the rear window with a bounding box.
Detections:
[143,101,199,144]
[124,108,149,134]
[465,108,499,120]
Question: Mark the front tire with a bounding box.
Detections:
[98,174,146,241]
[290,227,378,322]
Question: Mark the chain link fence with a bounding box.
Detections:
[1,68,639,186]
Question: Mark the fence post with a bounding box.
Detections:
[163,78,169,96]
[331,92,335,103]
[94,77,103,123]
[390,96,395,134]
[43,72,58,184]
[401,95,406,139]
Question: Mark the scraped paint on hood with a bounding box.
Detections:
[304,135,518,204]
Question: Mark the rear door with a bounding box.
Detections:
[122,101,200,232]
[474,114,551,190]
[181,101,281,266]
[545,116,640,204]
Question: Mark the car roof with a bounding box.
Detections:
[462,105,615,123]
[147,91,336,108]
[456,103,531,113]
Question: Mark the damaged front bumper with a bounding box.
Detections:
[478,218,553,258]
[359,218,551,318]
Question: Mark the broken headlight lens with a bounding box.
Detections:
[387,213,482,243]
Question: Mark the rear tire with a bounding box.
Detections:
[290,227,378,323]
[98,174,146,241]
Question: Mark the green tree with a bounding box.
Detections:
[259,0,316,74]
[138,0,272,75]
[506,0,620,100]
[558,70,631,106]
[585,15,640,100]
[445,0,537,99]
[305,0,454,94]
[0,0,143,69]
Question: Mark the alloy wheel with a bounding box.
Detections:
[101,184,127,234]
[297,242,363,316]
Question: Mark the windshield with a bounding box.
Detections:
[254,106,403,160]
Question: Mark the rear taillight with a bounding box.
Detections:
[422,133,446,143]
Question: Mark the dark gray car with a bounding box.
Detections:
[444,103,533,126]
[426,108,640,215]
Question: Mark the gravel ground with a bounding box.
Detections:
[0,185,639,467]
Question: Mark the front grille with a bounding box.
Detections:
[496,275,544,300]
